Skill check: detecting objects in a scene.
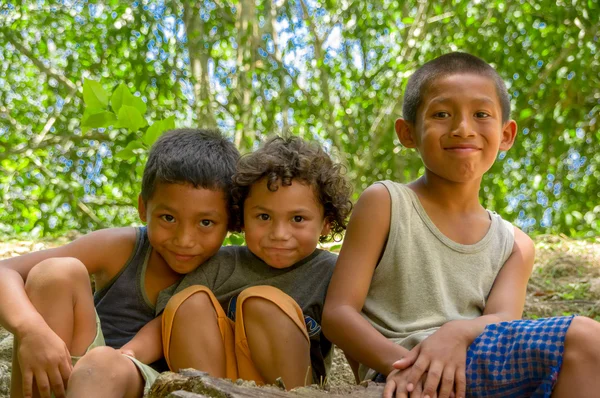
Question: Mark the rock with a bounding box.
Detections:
[0,330,13,398]
[147,369,385,398]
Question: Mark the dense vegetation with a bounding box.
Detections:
[0,0,599,238]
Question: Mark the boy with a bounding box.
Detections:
[0,128,240,398]
[322,52,600,398]
[126,136,353,390]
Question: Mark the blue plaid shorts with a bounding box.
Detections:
[373,316,574,398]
[466,316,574,397]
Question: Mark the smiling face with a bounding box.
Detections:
[396,73,517,184]
[243,178,330,269]
[138,182,229,274]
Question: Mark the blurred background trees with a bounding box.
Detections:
[0,0,598,238]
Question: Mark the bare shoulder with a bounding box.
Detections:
[511,226,535,258]
[355,183,391,212]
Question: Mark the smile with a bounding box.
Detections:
[172,253,197,261]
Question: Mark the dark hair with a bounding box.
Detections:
[403,52,511,123]
[232,136,353,242]
[141,128,240,228]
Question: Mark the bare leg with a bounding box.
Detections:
[552,316,600,397]
[243,297,311,389]
[67,347,144,398]
[167,291,226,377]
[11,258,97,398]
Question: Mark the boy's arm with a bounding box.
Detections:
[398,227,535,398]
[322,184,410,377]
[0,228,136,396]
[120,316,163,364]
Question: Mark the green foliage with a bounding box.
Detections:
[0,1,598,238]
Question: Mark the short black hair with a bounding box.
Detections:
[141,128,240,226]
[232,136,353,242]
[402,52,511,123]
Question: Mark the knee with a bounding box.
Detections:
[25,257,89,295]
[563,316,600,364]
[73,346,127,374]
[173,290,216,320]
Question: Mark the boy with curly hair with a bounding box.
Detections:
[127,136,352,389]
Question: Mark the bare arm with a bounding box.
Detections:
[322,184,409,377]
[120,316,163,364]
[0,227,135,336]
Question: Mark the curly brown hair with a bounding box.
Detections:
[232,136,353,242]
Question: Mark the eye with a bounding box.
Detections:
[475,111,490,118]
[433,111,450,119]
[258,213,270,221]
[200,219,214,227]
[160,214,176,223]
[292,215,304,223]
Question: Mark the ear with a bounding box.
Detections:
[499,119,518,151]
[138,195,147,223]
[320,219,332,237]
[395,118,417,148]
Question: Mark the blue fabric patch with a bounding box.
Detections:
[304,315,321,337]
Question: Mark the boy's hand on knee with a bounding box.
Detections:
[393,324,468,398]
[17,324,72,398]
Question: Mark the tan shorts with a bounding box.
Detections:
[162,285,309,384]
[71,311,159,394]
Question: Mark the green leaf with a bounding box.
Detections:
[115,140,145,160]
[116,105,147,132]
[519,108,533,119]
[402,17,414,24]
[83,78,109,110]
[81,109,117,128]
[143,116,176,146]
[110,83,128,114]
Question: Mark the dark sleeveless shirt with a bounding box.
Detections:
[94,226,156,349]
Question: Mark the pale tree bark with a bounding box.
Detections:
[182,0,218,128]
[233,0,258,149]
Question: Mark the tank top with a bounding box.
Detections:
[359,181,515,381]
[94,226,155,349]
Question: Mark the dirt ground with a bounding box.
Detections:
[0,235,599,397]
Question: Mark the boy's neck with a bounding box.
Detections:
[409,172,484,214]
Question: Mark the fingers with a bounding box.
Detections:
[412,376,424,398]
[48,367,67,398]
[22,369,34,398]
[34,371,52,398]
[454,366,466,398]
[406,355,429,391]
[393,344,421,370]
[383,378,396,398]
[437,366,455,398]
[421,362,444,398]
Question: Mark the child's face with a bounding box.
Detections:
[243,178,330,269]
[396,73,516,184]
[138,182,229,274]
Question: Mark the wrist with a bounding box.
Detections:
[13,314,48,339]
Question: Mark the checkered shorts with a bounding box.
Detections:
[466,316,574,397]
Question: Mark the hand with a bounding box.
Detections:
[383,367,429,398]
[393,324,468,398]
[17,324,72,398]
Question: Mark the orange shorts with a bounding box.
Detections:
[161,285,309,384]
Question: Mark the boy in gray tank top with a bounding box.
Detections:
[0,129,240,397]
[323,52,600,398]
[127,136,353,389]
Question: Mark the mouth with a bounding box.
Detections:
[172,252,197,261]
[445,146,481,152]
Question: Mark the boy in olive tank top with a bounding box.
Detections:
[323,53,600,398]
[0,129,239,398]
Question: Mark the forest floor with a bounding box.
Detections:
[0,235,599,397]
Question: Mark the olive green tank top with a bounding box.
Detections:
[359,181,515,381]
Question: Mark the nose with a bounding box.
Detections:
[174,224,196,248]
[269,220,291,241]
[451,113,475,138]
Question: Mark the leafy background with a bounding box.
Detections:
[0,0,599,238]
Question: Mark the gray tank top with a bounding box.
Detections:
[359,181,515,381]
[94,226,155,349]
